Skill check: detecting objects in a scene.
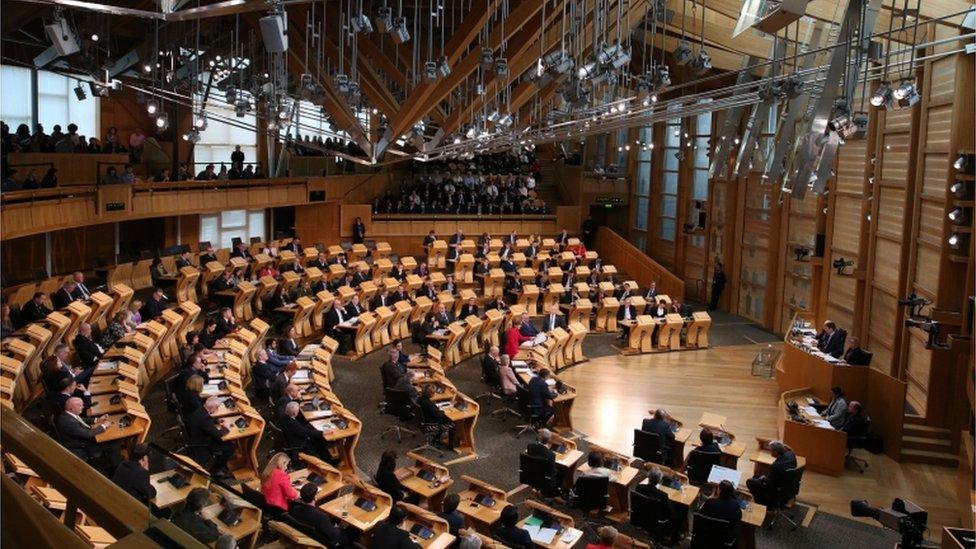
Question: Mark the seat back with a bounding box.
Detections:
[690,512,735,548]
[772,465,805,507]
[633,429,664,464]
[519,452,554,493]
[384,388,416,421]
[629,490,670,536]
[572,475,609,512]
[685,450,721,484]
[481,355,501,387]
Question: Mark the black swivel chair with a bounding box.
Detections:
[266,419,304,462]
[633,429,665,464]
[766,466,805,531]
[572,475,609,514]
[630,490,673,541]
[845,417,872,473]
[519,453,556,496]
[690,512,736,548]
[513,385,545,438]
[685,449,722,485]
[380,388,418,442]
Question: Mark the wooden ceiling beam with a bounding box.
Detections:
[386,0,506,142]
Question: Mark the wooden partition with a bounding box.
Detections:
[592,226,684,300]
[6,153,131,185]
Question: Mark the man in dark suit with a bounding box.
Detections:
[324,305,352,354]
[73,323,104,370]
[140,287,167,320]
[230,242,253,261]
[641,409,677,463]
[52,281,78,309]
[175,251,193,270]
[187,397,236,478]
[372,288,393,311]
[527,369,557,425]
[71,272,93,301]
[433,303,454,326]
[505,275,524,302]
[418,384,456,448]
[518,313,539,337]
[309,252,329,270]
[746,440,797,505]
[700,480,743,525]
[171,488,221,544]
[287,237,304,255]
[18,292,52,327]
[198,246,219,266]
[422,231,437,252]
[381,348,407,389]
[55,397,121,468]
[526,428,559,495]
[279,401,335,464]
[843,337,871,366]
[495,505,532,549]
[697,429,722,453]
[111,443,156,505]
[345,295,364,318]
[391,284,411,304]
[370,505,420,549]
[541,306,567,333]
[816,320,846,358]
[458,297,479,320]
[634,468,680,541]
[289,484,350,546]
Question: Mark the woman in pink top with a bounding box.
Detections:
[261,452,296,513]
[498,354,520,396]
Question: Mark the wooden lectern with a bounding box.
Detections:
[429,240,448,269]
[480,308,503,348]
[232,281,256,321]
[628,315,655,353]
[348,244,368,263]
[176,266,200,304]
[519,284,540,316]
[370,306,394,348]
[372,258,392,280]
[484,268,504,298]
[595,297,619,332]
[374,241,392,260]
[567,298,592,331]
[389,300,413,341]
[565,322,588,365]
[254,276,278,315]
[456,254,475,284]
[686,311,711,348]
[658,313,684,350]
[543,283,565,312]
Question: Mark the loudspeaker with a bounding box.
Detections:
[44,20,80,57]
[814,233,826,257]
[309,190,325,202]
[259,14,288,53]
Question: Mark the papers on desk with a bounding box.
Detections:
[707,465,742,486]
[512,360,528,367]
[292,370,310,382]
[813,419,834,429]
[800,405,818,415]
[514,368,533,376]
[432,329,448,336]
[96,361,118,371]
[523,517,558,545]
[436,402,451,410]
[202,383,223,393]
[545,378,557,387]
[806,397,816,405]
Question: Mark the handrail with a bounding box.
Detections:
[1,474,87,549]
[0,186,98,204]
[0,410,204,547]
[592,226,685,300]
[373,213,557,221]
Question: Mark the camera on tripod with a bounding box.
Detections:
[850,498,934,548]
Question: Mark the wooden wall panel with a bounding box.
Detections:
[875,187,906,238]
[880,133,912,182]
[913,244,941,297]
[921,154,949,198]
[905,333,932,414]
[835,141,868,194]
[867,291,898,368]
[927,57,957,102]
[831,199,862,253]
[925,105,954,149]
[872,238,902,291]
[916,201,946,246]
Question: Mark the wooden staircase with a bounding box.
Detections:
[900,418,959,467]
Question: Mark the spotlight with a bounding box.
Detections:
[577,61,599,80]
[89,82,109,97]
[335,73,350,94]
[494,57,508,76]
[350,13,373,33]
[73,83,86,101]
[947,207,969,224]
[142,63,152,73]
[146,99,159,115]
[375,6,393,32]
[436,56,451,77]
[948,232,967,249]
[192,112,207,130]
[155,113,169,130]
[391,16,410,43]
[673,39,693,65]
[182,129,200,143]
[91,33,99,42]
[870,83,892,108]
[424,60,438,81]
[690,48,712,74]
[829,112,859,139]
[608,45,631,69]
[782,76,804,98]
[653,65,671,91]
[480,47,494,67]
[893,79,920,108]
[954,153,973,172]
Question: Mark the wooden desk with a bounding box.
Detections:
[321,483,392,532]
[441,395,480,459]
[150,466,211,509]
[685,311,712,348]
[517,500,583,549]
[399,502,457,549]
[398,451,453,511]
[199,485,262,549]
[216,407,265,478]
[268,520,326,548]
[778,388,846,476]
[749,438,808,477]
[594,297,619,333]
[513,366,576,433]
[310,407,362,474]
[457,475,508,534]
[549,433,584,491]
[75,524,115,548]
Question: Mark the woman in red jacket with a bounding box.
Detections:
[504,324,533,359]
[261,452,296,514]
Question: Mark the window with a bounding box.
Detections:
[660,105,681,241]
[692,99,712,202]
[294,100,369,144]
[37,71,99,139]
[591,134,607,170]
[1,65,32,130]
[632,126,652,251]
[194,89,257,171]
[614,128,629,170]
[200,209,266,249]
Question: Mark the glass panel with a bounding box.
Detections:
[693,170,709,201]
[247,209,266,241]
[664,151,678,172]
[221,210,246,227]
[37,70,98,138]
[663,172,678,195]
[195,89,256,171]
[1,66,33,130]
[635,196,649,230]
[660,218,676,241]
[637,164,650,195]
[662,195,677,217]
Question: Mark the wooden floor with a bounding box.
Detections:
[558,342,964,541]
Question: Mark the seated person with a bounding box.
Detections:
[252,349,281,400]
[279,401,336,464]
[518,313,539,337]
[459,297,479,319]
[649,299,668,318]
[581,451,613,478]
[815,320,846,358]
[745,440,796,505]
[55,397,121,469]
[370,505,421,549]
[843,337,871,365]
[635,468,681,541]
[172,487,221,544]
[289,483,350,546]
[819,386,848,428]
[440,493,480,546]
[498,354,521,397]
[699,480,742,525]
[481,346,503,388]
[541,305,567,332]
[111,443,156,506]
[698,429,721,454]
[418,384,457,448]
[73,323,104,370]
[525,428,559,495]
[187,397,236,478]
[527,368,557,425]
[494,504,533,549]
[261,452,297,515]
[841,401,869,435]
[381,347,407,389]
[641,409,677,463]
[585,526,620,549]
[375,449,418,505]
